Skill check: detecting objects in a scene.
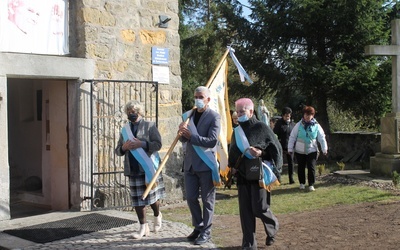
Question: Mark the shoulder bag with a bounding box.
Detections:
[235,148,263,181]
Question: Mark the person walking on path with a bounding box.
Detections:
[179,86,221,245]
[228,98,281,249]
[115,100,165,239]
[273,107,296,184]
[288,106,328,191]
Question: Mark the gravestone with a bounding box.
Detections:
[365,19,400,176]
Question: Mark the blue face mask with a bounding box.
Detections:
[195,99,205,109]
[238,114,249,122]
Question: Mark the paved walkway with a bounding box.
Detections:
[0,209,218,250]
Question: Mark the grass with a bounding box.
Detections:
[162,174,399,247]
[161,163,400,248]
[162,163,400,226]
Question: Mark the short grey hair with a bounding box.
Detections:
[194,86,210,98]
[124,100,144,116]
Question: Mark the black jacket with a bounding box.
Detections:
[273,118,295,150]
[228,115,283,184]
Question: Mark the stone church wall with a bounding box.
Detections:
[70,1,184,203]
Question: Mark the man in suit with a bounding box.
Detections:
[179,86,221,245]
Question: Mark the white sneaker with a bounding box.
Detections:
[299,184,305,190]
[309,186,315,191]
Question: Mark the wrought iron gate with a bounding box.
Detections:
[85,80,158,210]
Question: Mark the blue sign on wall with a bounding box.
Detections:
[152,47,169,65]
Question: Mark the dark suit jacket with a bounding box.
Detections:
[181,108,221,172]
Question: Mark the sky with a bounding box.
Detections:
[239,0,252,18]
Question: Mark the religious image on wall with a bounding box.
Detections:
[0,0,69,55]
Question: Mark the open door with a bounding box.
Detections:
[8,79,69,218]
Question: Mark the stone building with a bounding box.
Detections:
[0,0,183,221]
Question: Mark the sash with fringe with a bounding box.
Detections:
[121,122,160,186]
[183,110,222,186]
[234,126,280,191]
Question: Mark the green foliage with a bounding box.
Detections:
[179,0,275,112]
[226,0,391,131]
[179,0,395,131]
[392,171,400,187]
[327,101,378,132]
[179,1,234,112]
[337,161,345,171]
[317,164,326,176]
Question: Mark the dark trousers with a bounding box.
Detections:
[286,152,294,181]
[238,183,279,249]
[295,152,318,186]
[184,169,216,236]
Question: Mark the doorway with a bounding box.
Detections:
[8,78,69,218]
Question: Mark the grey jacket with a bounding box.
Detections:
[180,108,221,172]
[115,119,162,176]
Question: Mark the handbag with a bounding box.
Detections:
[244,157,263,180]
[233,148,264,181]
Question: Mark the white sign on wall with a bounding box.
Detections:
[152,65,169,84]
[0,0,69,55]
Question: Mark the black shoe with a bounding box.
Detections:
[266,237,275,246]
[187,229,201,241]
[194,233,211,245]
[289,179,295,184]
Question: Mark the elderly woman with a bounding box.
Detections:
[232,111,239,128]
[115,100,165,239]
[288,106,328,191]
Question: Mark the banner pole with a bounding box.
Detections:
[142,48,231,200]
[205,48,230,88]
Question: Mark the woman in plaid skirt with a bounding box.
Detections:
[115,100,165,239]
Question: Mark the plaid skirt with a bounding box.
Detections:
[129,173,166,207]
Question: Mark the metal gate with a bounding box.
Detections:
[85,80,158,210]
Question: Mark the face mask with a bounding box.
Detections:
[128,113,138,123]
[238,114,249,122]
[195,99,205,109]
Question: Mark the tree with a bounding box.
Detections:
[179,1,395,132]
[179,0,272,112]
[219,0,393,131]
[179,0,231,111]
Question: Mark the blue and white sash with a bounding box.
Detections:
[121,122,160,185]
[234,126,279,190]
[182,109,193,121]
[183,111,221,186]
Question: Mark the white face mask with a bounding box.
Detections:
[238,114,249,122]
[195,99,205,109]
